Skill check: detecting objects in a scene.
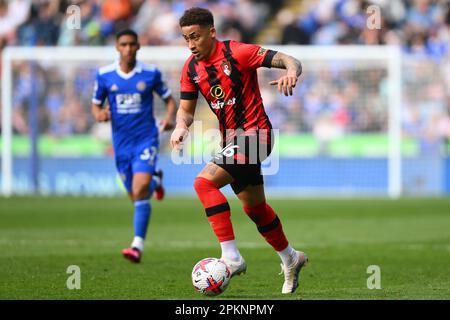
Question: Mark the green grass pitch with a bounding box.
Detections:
[0,196,449,299]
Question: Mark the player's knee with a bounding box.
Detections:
[243,201,265,216]
[243,201,276,225]
[193,177,205,195]
[194,177,218,195]
[132,183,150,200]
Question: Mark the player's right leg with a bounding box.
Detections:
[152,169,165,200]
[193,163,247,277]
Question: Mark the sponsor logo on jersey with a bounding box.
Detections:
[116,93,142,114]
[111,84,119,91]
[211,97,236,110]
[210,85,225,99]
[220,60,232,76]
[136,81,146,91]
[193,76,201,84]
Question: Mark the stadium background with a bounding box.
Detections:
[1,0,450,197]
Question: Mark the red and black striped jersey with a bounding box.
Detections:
[180,40,276,137]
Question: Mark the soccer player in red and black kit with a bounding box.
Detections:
[170,7,307,294]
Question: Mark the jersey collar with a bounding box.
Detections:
[115,61,143,80]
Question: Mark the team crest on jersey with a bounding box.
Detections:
[220,60,232,76]
[111,84,119,91]
[257,47,267,56]
[136,81,146,91]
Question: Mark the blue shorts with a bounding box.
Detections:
[115,140,159,193]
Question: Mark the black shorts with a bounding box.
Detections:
[212,129,274,194]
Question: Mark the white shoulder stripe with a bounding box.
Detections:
[92,98,103,105]
[161,89,172,99]
[98,63,117,75]
[141,63,157,72]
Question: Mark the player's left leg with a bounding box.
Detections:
[237,184,308,294]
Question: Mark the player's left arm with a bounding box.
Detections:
[268,52,302,96]
[154,68,177,132]
[159,95,177,132]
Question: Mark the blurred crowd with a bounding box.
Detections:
[1,0,279,140]
[0,0,450,156]
[278,0,450,59]
[0,0,277,48]
[275,0,450,154]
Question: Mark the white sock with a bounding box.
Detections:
[131,236,145,252]
[153,175,161,188]
[220,240,241,261]
[277,245,296,266]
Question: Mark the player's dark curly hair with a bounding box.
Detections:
[116,29,138,42]
[179,7,214,28]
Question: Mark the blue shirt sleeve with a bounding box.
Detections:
[92,72,107,105]
[154,68,171,100]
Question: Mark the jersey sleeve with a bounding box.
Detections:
[92,72,107,106]
[153,68,172,100]
[180,58,198,100]
[231,40,277,70]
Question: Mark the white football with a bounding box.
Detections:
[191,258,231,296]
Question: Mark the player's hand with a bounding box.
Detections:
[159,118,175,133]
[269,74,298,96]
[170,126,189,150]
[94,106,111,122]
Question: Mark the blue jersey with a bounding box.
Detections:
[92,61,171,154]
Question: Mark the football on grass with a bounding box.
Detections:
[191,258,231,296]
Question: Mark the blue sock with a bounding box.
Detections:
[134,199,151,239]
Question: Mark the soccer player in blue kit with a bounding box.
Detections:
[92,29,176,263]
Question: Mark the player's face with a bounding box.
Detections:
[116,35,140,64]
[181,25,216,61]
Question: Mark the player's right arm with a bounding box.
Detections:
[171,58,199,150]
[91,103,111,122]
[170,98,196,150]
[91,71,111,122]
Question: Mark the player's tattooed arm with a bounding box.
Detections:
[170,99,197,150]
[175,99,197,128]
[270,52,302,77]
[269,52,302,96]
